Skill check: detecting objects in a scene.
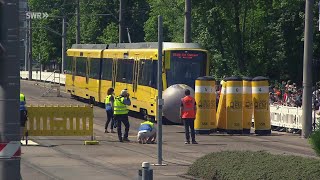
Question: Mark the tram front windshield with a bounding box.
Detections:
[166,50,207,89]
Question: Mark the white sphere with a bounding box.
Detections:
[162,84,194,124]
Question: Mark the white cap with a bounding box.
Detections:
[120,89,128,96]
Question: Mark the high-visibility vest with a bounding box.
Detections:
[181,96,196,118]
[141,121,154,128]
[105,95,113,110]
[105,95,111,104]
[113,96,128,115]
[20,93,27,111]
[139,121,154,131]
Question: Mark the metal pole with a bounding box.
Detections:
[157,15,164,166]
[25,8,29,71]
[142,162,150,180]
[302,0,314,138]
[0,1,22,179]
[184,0,191,43]
[76,0,80,44]
[318,1,320,32]
[62,16,67,73]
[28,14,32,80]
[127,28,131,43]
[119,0,124,43]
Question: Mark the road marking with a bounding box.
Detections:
[21,140,39,146]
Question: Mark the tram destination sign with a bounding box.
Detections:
[171,50,205,60]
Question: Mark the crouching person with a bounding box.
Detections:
[137,120,156,144]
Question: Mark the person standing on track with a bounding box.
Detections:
[180,89,198,144]
[20,93,28,139]
[104,88,115,133]
[114,89,131,142]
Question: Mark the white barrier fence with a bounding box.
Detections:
[20,71,318,131]
[270,105,319,130]
[20,71,66,85]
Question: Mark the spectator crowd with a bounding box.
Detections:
[269,80,320,110]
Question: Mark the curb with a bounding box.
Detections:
[178,174,204,180]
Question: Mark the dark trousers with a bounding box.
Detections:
[114,114,130,140]
[105,110,114,130]
[20,110,27,127]
[183,118,196,142]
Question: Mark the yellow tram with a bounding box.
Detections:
[65,42,209,122]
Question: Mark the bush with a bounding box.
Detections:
[187,151,320,180]
[309,129,320,156]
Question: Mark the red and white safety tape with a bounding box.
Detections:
[0,141,21,158]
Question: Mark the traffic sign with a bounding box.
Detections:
[26,12,49,20]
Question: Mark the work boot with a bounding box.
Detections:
[123,138,130,142]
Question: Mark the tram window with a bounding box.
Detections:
[89,58,100,79]
[117,59,133,83]
[76,57,87,77]
[102,58,112,80]
[152,60,157,88]
[65,56,73,74]
[139,59,156,88]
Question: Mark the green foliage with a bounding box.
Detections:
[309,120,320,156]
[309,129,320,156]
[97,22,118,44]
[27,0,320,84]
[144,0,184,42]
[188,151,320,180]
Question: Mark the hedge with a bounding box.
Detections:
[187,151,320,180]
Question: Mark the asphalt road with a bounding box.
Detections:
[20,80,317,180]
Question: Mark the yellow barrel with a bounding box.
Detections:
[225,76,243,134]
[216,79,227,132]
[194,76,216,134]
[252,76,271,135]
[242,77,253,134]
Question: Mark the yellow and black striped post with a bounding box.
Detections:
[225,76,243,134]
[242,77,253,134]
[252,76,271,135]
[217,79,227,132]
[194,76,216,134]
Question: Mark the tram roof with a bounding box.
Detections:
[71,42,202,50]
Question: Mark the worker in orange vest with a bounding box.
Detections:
[180,89,198,144]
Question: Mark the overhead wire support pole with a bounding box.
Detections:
[184,0,191,43]
[155,15,166,166]
[319,1,320,32]
[127,28,131,43]
[119,0,124,43]
[28,10,32,81]
[76,0,80,44]
[0,1,22,179]
[302,0,314,138]
[62,16,67,73]
[25,6,29,71]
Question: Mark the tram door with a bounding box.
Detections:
[85,58,90,85]
[132,57,140,98]
[72,57,76,86]
[112,58,118,89]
